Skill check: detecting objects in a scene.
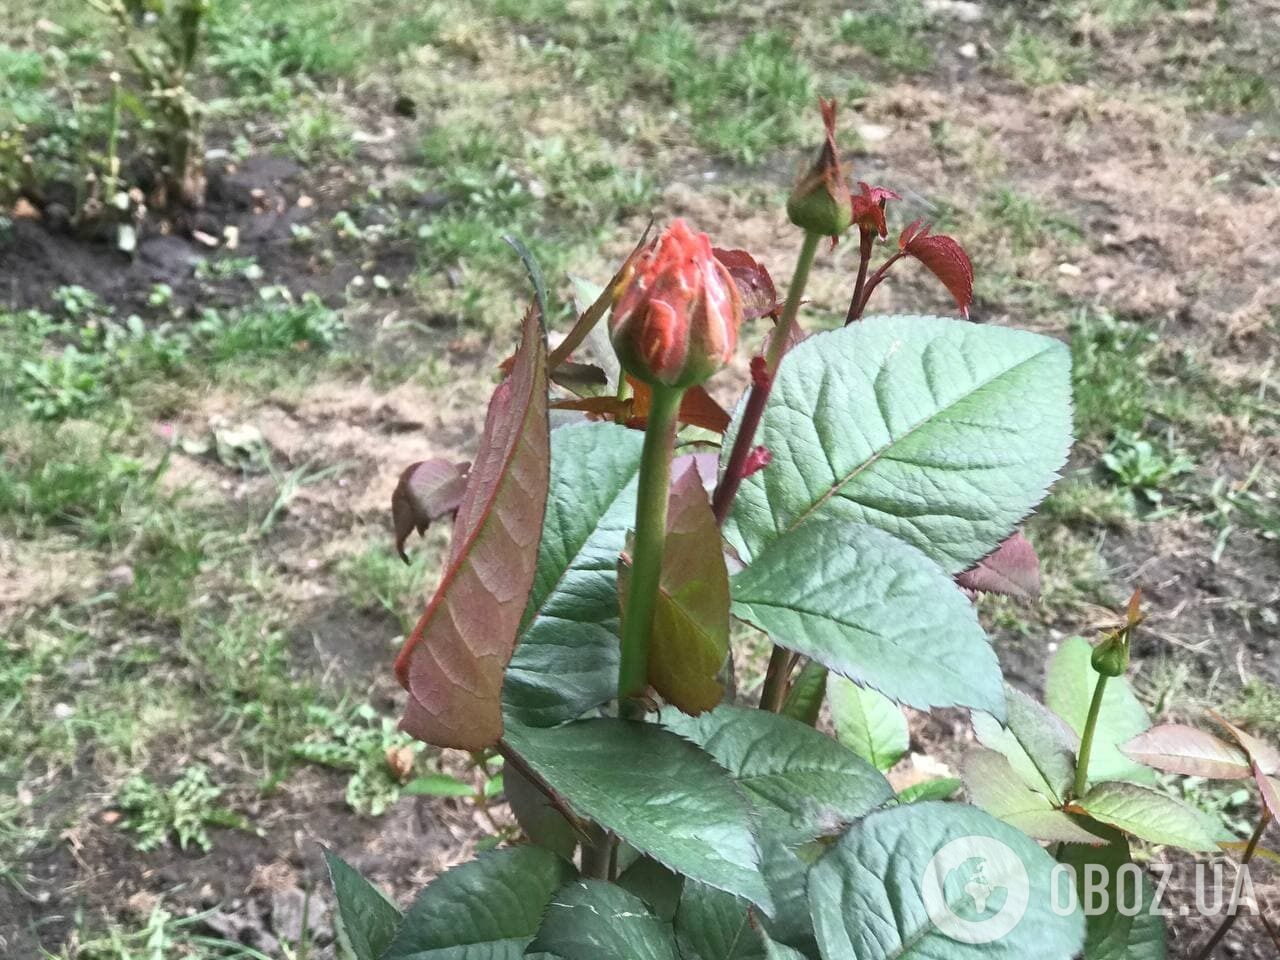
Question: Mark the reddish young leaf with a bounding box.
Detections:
[619,466,730,714]
[1121,724,1252,780]
[1255,764,1280,820]
[391,459,470,562]
[849,181,901,239]
[714,247,780,321]
[1211,712,1280,776]
[395,305,550,751]
[899,220,975,319]
[955,531,1041,599]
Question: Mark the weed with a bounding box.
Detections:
[339,543,432,631]
[836,2,932,73]
[981,188,1082,255]
[1000,23,1086,87]
[1100,430,1193,505]
[115,765,248,851]
[1193,63,1274,114]
[1068,308,1159,442]
[636,29,812,163]
[62,901,272,960]
[195,293,344,360]
[1037,476,1133,527]
[1226,679,1280,738]
[290,704,423,815]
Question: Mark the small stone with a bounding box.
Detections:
[924,0,983,21]
[1057,263,1083,277]
[958,42,978,59]
[857,123,893,143]
[103,564,135,591]
[271,887,328,943]
[52,703,74,720]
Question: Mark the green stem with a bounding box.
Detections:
[617,384,684,704]
[758,647,794,713]
[1073,674,1109,799]
[763,230,821,377]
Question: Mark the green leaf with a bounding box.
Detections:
[504,719,773,911]
[1057,836,1167,960]
[731,518,1005,718]
[781,660,828,727]
[724,315,1072,573]
[1121,724,1252,780]
[962,749,1104,845]
[617,856,684,922]
[971,685,1079,804]
[529,879,678,960]
[828,676,909,772]
[896,778,962,804]
[761,930,812,960]
[400,774,475,798]
[503,762,577,860]
[1074,781,1227,853]
[503,422,644,727]
[323,849,402,960]
[756,837,820,955]
[383,846,574,959]
[674,882,766,960]
[807,802,1085,959]
[1046,637,1153,786]
[624,463,730,714]
[397,304,550,750]
[662,703,893,845]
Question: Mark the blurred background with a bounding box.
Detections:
[1,0,1277,956]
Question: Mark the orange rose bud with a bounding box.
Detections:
[609,219,743,389]
[786,98,853,238]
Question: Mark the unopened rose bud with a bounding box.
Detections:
[609,219,743,389]
[786,98,852,238]
[1091,629,1129,678]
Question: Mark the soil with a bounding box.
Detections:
[4,5,1279,958]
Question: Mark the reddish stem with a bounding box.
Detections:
[711,358,772,525]
[850,251,905,322]
[845,228,875,325]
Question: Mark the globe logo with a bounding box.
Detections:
[921,836,1030,944]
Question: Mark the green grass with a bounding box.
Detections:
[634,27,813,163]
[1192,63,1275,113]
[1068,308,1160,443]
[981,189,1082,255]
[836,2,932,73]
[115,766,249,852]
[1000,24,1087,87]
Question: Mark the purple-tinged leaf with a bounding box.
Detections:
[394,305,550,751]
[1211,712,1280,776]
[621,466,730,715]
[1121,724,1252,780]
[392,459,470,562]
[899,220,975,318]
[1254,763,1280,820]
[714,247,780,321]
[955,530,1040,598]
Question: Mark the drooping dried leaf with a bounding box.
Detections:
[549,360,608,395]
[955,531,1041,599]
[545,223,653,370]
[391,459,471,562]
[395,305,550,750]
[620,466,730,714]
[1121,724,1252,780]
[899,220,974,319]
[713,248,780,321]
[632,379,732,434]
[1211,712,1280,776]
